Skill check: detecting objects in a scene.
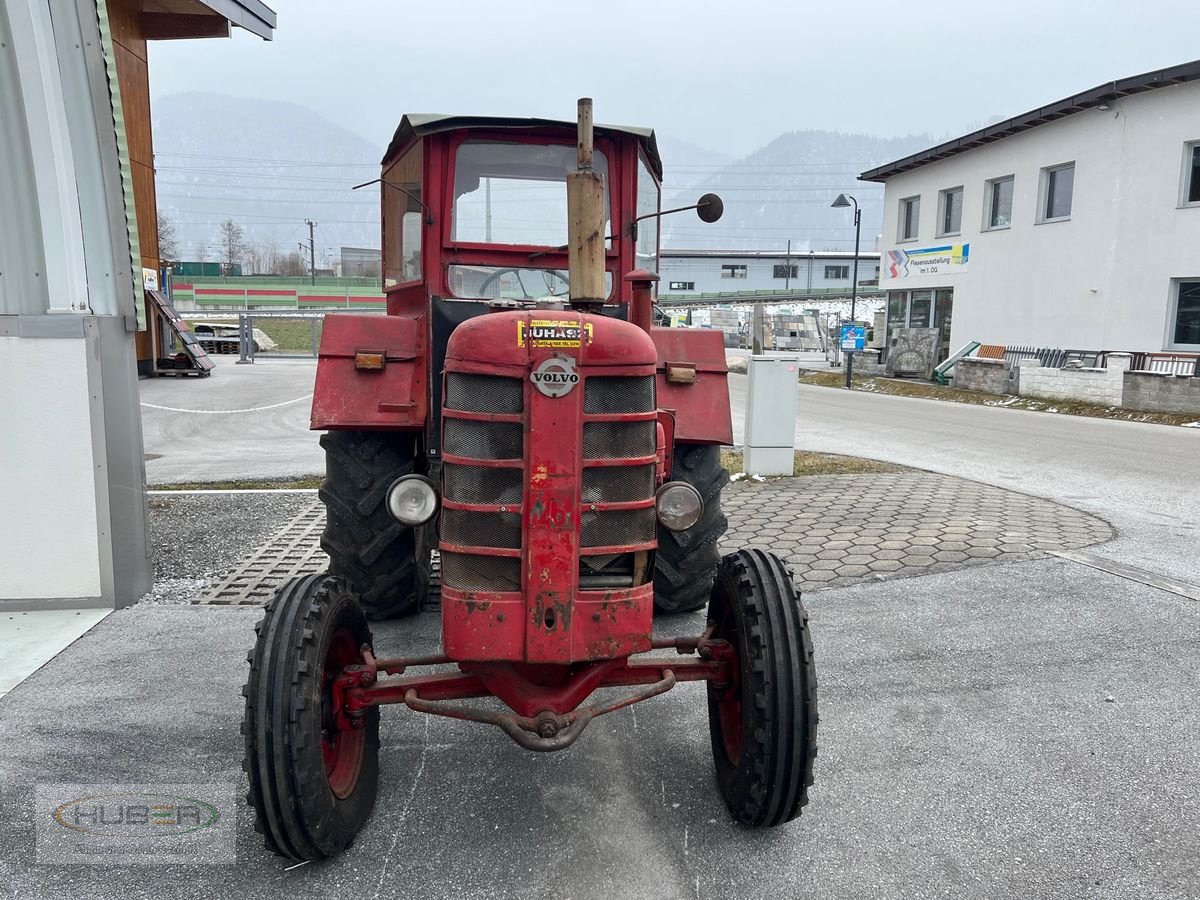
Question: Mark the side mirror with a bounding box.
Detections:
[696,193,724,223]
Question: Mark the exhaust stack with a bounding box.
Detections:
[566,98,606,311]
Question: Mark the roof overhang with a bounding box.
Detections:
[860,58,1200,183]
[383,113,663,180]
[142,0,276,41]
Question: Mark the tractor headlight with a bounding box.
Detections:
[386,475,439,526]
[655,482,703,532]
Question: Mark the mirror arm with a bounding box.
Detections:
[353,177,434,225]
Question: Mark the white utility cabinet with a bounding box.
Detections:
[744,355,799,476]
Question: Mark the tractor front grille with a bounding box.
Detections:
[582,464,656,503]
[441,373,524,594]
[580,374,658,558]
[443,419,522,460]
[581,508,657,548]
[445,373,523,414]
[582,421,656,458]
[584,375,655,414]
[442,508,521,549]
[441,552,521,592]
[442,463,522,505]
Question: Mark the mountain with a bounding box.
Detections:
[151,92,381,267]
[660,130,934,252]
[151,93,935,264]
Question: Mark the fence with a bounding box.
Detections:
[183,309,386,360]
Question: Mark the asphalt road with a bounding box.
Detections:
[3,558,1198,899]
[140,359,321,484]
[729,374,1200,585]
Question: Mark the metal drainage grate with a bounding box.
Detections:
[200,500,440,607]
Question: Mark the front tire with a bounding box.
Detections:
[319,430,426,620]
[242,574,380,860]
[707,549,818,827]
[653,444,729,613]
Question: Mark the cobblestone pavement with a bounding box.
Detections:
[196,472,1112,604]
[724,472,1113,592]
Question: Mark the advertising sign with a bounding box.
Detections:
[885,243,970,279]
[840,324,866,351]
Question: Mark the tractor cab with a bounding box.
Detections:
[378,114,664,313]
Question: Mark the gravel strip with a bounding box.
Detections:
[140,493,318,605]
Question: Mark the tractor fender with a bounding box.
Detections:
[650,326,733,445]
[311,314,427,430]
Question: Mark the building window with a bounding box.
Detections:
[772,264,798,279]
[985,176,1014,229]
[668,281,694,291]
[1183,143,1200,206]
[898,196,920,241]
[1040,162,1074,222]
[824,265,849,279]
[1174,281,1200,345]
[938,186,963,236]
[721,264,747,279]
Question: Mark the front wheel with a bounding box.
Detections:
[242,574,380,860]
[707,549,818,827]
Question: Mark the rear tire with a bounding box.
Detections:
[707,549,818,827]
[319,430,426,620]
[653,444,729,613]
[242,574,380,860]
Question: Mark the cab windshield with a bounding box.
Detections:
[451,140,611,247]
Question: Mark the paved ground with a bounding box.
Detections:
[3,558,1198,898]
[140,359,320,485]
[729,374,1200,585]
[176,472,1112,607]
[12,353,1185,896]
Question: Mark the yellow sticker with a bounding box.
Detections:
[518,319,593,348]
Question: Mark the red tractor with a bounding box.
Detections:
[242,101,817,861]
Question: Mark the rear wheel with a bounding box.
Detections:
[653,444,729,613]
[319,430,426,620]
[707,549,818,827]
[242,574,380,860]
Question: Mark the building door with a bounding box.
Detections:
[934,288,954,361]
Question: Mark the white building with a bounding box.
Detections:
[659,249,881,297]
[862,59,1200,360]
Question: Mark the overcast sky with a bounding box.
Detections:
[150,0,1200,157]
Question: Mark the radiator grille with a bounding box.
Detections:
[584,375,655,414]
[583,421,656,458]
[443,419,522,460]
[445,373,523,414]
[582,465,656,503]
[442,463,522,505]
[441,552,522,592]
[581,507,657,548]
[442,509,522,549]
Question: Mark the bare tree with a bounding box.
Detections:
[272,251,308,277]
[157,212,179,263]
[219,219,247,272]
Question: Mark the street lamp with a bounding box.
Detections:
[831,193,861,389]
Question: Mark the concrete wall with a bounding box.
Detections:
[1017,363,1125,407]
[660,251,881,295]
[1123,372,1200,413]
[877,80,1200,353]
[953,357,1009,394]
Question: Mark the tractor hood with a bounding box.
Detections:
[445,309,659,372]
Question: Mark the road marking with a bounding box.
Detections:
[139,394,312,414]
[1049,550,1200,601]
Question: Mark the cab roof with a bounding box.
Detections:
[382,113,663,180]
